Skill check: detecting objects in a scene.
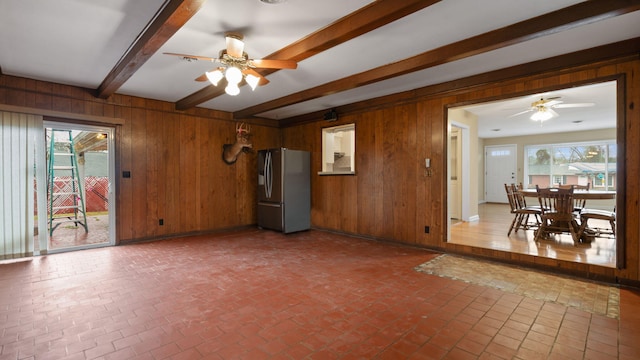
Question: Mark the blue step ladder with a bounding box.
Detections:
[47,130,88,236]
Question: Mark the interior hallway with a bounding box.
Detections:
[1,229,639,359]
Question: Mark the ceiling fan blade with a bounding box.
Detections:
[548,108,559,117]
[509,109,533,117]
[537,96,561,102]
[552,103,595,108]
[243,68,270,86]
[249,59,298,69]
[164,52,219,62]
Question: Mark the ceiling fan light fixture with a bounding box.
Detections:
[245,74,260,90]
[225,33,245,58]
[165,31,298,97]
[225,83,240,96]
[530,108,553,122]
[205,69,224,86]
[225,66,243,85]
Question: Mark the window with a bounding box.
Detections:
[525,140,616,190]
[552,175,565,186]
[319,123,355,175]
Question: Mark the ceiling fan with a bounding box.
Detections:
[164,32,297,96]
[509,96,595,122]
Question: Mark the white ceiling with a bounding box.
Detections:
[459,81,617,138]
[1,0,638,136]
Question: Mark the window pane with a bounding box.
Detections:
[607,144,617,191]
[566,144,608,190]
[551,146,573,186]
[525,141,615,190]
[526,146,551,188]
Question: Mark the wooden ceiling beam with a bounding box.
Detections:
[174,0,441,110]
[234,0,640,120]
[280,38,640,127]
[96,0,206,99]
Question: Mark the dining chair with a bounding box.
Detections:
[513,183,543,220]
[558,183,590,213]
[514,183,539,208]
[571,184,590,213]
[534,186,580,243]
[577,207,616,240]
[505,183,541,236]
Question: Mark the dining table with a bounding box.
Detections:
[517,188,616,242]
[518,188,616,200]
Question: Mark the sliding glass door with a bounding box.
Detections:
[44,121,116,253]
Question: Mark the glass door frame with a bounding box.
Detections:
[42,121,116,253]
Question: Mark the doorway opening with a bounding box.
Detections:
[448,122,474,224]
[43,122,115,253]
[446,80,620,268]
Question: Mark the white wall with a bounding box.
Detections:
[448,108,479,220]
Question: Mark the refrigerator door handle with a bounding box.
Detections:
[263,152,267,198]
[258,202,280,207]
[265,151,272,199]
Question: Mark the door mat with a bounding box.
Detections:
[415,254,619,319]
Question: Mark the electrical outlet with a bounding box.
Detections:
[159,219,164,226]
[424,226,430,233]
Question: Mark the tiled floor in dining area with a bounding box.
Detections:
[1,229,639,359]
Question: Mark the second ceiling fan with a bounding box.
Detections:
[510,97,595,122]
[164,32,297,96]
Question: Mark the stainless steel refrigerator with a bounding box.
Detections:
[257,148,310,233]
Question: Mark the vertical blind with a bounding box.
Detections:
[0,111,43,259]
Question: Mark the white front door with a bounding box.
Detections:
[485,144,517,203]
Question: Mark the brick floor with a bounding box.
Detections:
[1,229,639,359]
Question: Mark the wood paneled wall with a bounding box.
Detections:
[117,107,280,242]
[1,56,638,284]
[282,57,640,284]
[0,75,281,243]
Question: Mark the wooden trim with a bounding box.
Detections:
[236,0,640,120]
[96,0,206,99]
[616,75,627,270]
[0,104,125,125]
[175,0,440,110]
[439,75,628,272]
[311,226,620,284]
[441,245,619,284]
